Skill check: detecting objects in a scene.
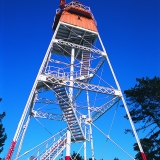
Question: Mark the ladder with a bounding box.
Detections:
[80,40,91,77]
[53,84,85,142]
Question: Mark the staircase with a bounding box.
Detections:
[81,53,90,76]
[40,132,67,160]
[80,40,91,76]
[53,84,85,142]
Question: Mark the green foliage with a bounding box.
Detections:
[124,77,160,159]
[71,151,84,160]
[0,111,7,154]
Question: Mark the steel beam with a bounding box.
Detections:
[32,110,65,121]
[38,74,121,96]
[52,39,106,57]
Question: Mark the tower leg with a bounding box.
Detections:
[84,126,87,160]
[97,34,147,160]
[122,97,147,160]
[69,47,75,100]
[86,91,95,160]
[15,115,31,159]
[6,24,61,160]
[65,130,71,160]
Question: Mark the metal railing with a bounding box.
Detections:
[45,67,81,80]
[56,1,91,13]
[45,66,93,80]
[55,1,97,25]
[40,131,67,160]
[65,1,91,11]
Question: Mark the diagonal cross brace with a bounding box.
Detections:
[32,110,66,121]
[38,74,121,96]
[52,39,106,57]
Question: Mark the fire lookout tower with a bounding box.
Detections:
[6,1,147,160]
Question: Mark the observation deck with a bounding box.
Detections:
[51,1,98,58]
[52,1,97,31]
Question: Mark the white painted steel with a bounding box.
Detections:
[9,2,145,159]
[15,115,31,160]
[13,22,61,143]
[68,48,75,100]
[86,91,95,160]
[66,130,71,157]
[39,74,121,96]
[97,33,145,155]
[84,126,87,160]
[52,39,106,57]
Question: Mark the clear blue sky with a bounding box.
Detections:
[1,0,160,159]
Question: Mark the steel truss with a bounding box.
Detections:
[6,2,147,160]
[52,39,106,56]
[38,74,121,96]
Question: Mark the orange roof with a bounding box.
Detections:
[60,11,98,32]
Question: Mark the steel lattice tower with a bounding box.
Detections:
[6,1,147,160]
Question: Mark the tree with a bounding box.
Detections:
[0,98,7,154]
[124,77,160,160]
[71,151,84,160]
[0,113,7,153]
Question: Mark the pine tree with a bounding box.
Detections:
[124,77,160,159]
[0,98,7,154]
[71,151,84,160]
[0,112,7,153]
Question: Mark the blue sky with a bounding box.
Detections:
[1,0,160,159]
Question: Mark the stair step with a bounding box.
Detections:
[54,85,64,89]
[60,101,69,104]
[54,89,64,93]
[57,93,67,97]
[61,107,72,110]
[61,105,72,109]
[58,95,69,99]
[63,109,73,113]
[65,116,75,119]
[67,118,77,122]
[65,115,75,119]
[63,108,73,112]
[60,103,69,106]
[72,129,81,133]
[70,125,80,129]
[72,133,84,136]
[56,90,66,94]
[63,109,74,113]
[70,126,80,129]
[68,123,79,126]
[71,137,85,142]
[65,112,74,115]
[59,98,69,103]
[59,101,69,105]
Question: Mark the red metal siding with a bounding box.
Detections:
[60,11,98,32]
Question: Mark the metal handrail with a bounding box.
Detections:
[56,1,91,13]
[55,1,97,25]
[40,132,67,160]
[45,66,82,79]
[65,1,91,11]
